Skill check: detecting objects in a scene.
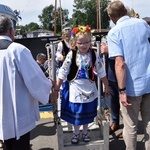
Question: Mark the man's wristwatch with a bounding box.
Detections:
[118,87,126,94]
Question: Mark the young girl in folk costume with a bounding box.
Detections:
[54,25,110,144]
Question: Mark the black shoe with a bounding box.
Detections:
[82,133,91,142]
[71,133,80,144]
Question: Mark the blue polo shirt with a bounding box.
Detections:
[107,16,150,96]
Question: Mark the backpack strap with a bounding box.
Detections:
[67,50,78,81]
[0,39,12,50]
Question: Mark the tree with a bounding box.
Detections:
[24,22,39,32]
[70,0,110,29]
[71,0,97,28]
[16,22,39,38]
[38,5,54,31]
[38,5,69,34]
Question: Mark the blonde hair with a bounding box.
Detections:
[70,26,92,50]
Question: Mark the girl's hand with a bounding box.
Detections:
[100,43,108,55]
[105,86,110,95]
[50,90,58,102]
[60,55,65,61]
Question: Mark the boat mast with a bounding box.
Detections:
[59,0,63,30]
[54,0,57,35]
[97,0,101,31]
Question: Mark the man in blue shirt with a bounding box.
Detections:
[107,1,150,150]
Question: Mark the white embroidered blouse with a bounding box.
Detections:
[58,50,106,103]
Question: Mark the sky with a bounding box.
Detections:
[0,0,74,25]
[120,0,150,19]
[0,0,150,26]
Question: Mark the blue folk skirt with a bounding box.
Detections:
[61,86,98,125]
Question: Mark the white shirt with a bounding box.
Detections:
[0,36,52,140]
[55,40,71,63]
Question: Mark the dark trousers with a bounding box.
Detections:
[4,132,30,150]
[109,80,120,125]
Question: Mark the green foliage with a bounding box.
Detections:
[25,22,39,32]
[38,5,69,33]
[38,5,54,31]
[16,22,39,37]
[71,0,96,28]
[69,0,110,29]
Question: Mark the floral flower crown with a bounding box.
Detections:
[71,25,91,39]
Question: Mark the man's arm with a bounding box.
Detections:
[115,56,132,107]
[115,56,126,89]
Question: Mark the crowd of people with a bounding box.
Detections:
[0,1,150,150]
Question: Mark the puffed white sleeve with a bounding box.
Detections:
[57,51,73,80]
[55,42,63,62]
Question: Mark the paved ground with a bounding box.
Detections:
[0,111,145,150]
[109,120,145,150]
[30,117,58,150]
[30,111,145,150]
